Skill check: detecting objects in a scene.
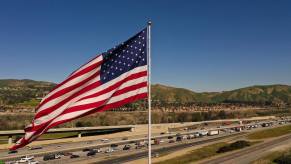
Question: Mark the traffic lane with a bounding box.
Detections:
[39,131,238,164]
[0,132,166,158]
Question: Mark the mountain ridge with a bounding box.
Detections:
[0,79,290,107]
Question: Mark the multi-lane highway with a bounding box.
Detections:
[1,117,290,164]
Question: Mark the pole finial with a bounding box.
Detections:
[147,21,152,26]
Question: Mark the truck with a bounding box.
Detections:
[208,130,219,136]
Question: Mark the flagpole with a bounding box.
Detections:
[147,21,152,164]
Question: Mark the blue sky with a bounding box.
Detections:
[0,0,290,92]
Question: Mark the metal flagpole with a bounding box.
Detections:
[147,21,152,164]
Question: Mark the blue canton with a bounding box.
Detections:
[100,28,147,83]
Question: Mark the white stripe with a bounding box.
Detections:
[33,65,147,125]
[49,87,147,125]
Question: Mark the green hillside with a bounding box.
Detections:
[0,79,290,108]
[0,79,55,106]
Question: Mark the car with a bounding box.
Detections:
[123,145,131,150]
[169,140,175,143]
[43,154,56,161]
[82,148,91,152]
[63,152,73,156]
[8,150,18,154]
[168,136,173,139]
[70,154,80,159]
[153,153,159,158]
[105,148,114,153]
[110,144,118,148]
[28,161,39,164]
[160,132,165,135]
[56,145,62,148]
[94,148,102,153]
[101,139,109,142]
[87,151,96,156]
[122,137,128,140]
[20,155,34,161]
[28,146,42,150]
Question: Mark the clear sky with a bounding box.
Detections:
[0,0,290,92]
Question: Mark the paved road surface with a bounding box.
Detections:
[199,133,291,164]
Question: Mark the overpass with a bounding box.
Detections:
[0,125,135,144]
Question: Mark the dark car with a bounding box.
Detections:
[29,146,42,150]
[82,148,91,152]
[168,136,173,139]
[123,145,131,150]
[110,144,118,148]
[169,140,175,143]
[70,154,80,159]
[8,150,18,154]
[87,151,96,156]
[43,154,56,161]
[176,136,182,141]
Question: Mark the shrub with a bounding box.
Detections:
[217,140,250,153]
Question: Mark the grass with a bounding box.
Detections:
[39,132,78,139]
[155,140,260,164]
[252,148,291,164]
[247,125,291,140]
[154,142,227,164]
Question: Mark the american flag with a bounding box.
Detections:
[10,28,148,150]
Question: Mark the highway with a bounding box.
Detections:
[1,117,290,164]
[199,133,291,164]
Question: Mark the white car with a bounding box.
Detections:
[28,161,39,164]
[105,148,114,153]
[101,139,109,142]
[18,156,34,163]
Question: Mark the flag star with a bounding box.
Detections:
[134,40,137,43]
[127,45,129,47]
[127,57,130,60]
[142,31,145,33]
[112,73,114,75]
[130,45,133,48]
[135,54,138,56]
[123,50,125,52]
[138,36,141,38]
[142,51,145,54]
[126,50,129,53]
[139,49,142,51]
[128,64,130,66]
[142,37,145,40]
[135,47,137,49]
[142,58,145,61]
[131,52,133,54]
[136,61,138,63]
[142,44,145,47]
[120,68,122,71]
[131,59,134,61]
[138,42,141,44]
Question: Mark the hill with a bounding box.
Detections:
[0,79,55,107]
[0,79,290,108]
